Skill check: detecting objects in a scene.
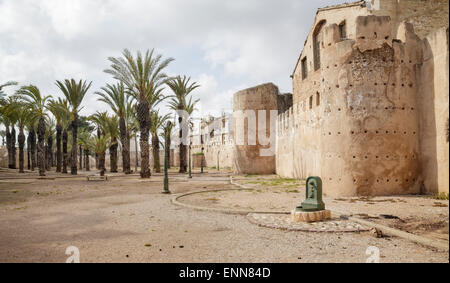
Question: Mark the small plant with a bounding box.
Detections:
[431,192,449,200]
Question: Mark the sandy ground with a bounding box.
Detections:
[0,169,448,263]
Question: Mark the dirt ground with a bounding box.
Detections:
[0,168,448,263]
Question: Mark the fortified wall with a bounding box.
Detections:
[233,83,279,174]
[276,11,448,196]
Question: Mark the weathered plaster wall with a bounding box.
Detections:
[0,146,8,168]
[418,27,449,194]
[233,83,278,174]
[371,0,449,39]
[280,16,423,197]
[201,143,233,169]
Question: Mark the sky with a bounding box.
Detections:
[0,0,345,118]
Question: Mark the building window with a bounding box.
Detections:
[339,21,347,40]
[316,92,320,106]
[313,35,321,70]
[309,96,313,109]
[301,57,308,80]
[313,20,326,71]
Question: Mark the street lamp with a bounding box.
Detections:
[201,147,204,174]
[188,141,192,179]
[162,122,171,194]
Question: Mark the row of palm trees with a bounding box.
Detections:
[0,48,200,178]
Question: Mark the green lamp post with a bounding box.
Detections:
[200,147,204,174]
[217,150,220,172]
[188,141,192,179]
[162,121,171,194]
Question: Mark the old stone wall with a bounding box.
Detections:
[0,146,8,168]
[372,0,449,39]
[418,27,449,194]
[233,83,278,174]
[280,16,424,197]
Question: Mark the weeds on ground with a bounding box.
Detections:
[430,192,449,200]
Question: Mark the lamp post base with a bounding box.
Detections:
[291,209,331,223]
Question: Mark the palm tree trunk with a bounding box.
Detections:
[27,134,31,170]
[79,145,83,170]
[137,100,151,178]
[167,134,171,169]
[56,124,62,172]
[134,134,138,173]
[152,133,161,173]
[119,117,131,174]
[18,128,25,173]
[46,135,53,170]
[85,149,90,171]
[109,138,118,173]
[10,126,16,169]
[62,128,68,174]
[5,125,11,168]
[95,128,101,169]
[29,126,36,171]
[70,116,78,175]
[37,117,46,176]
[99,152,106,176]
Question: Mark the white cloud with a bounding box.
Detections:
[0,0,344,118]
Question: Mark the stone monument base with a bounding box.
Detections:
[291,209,331,223]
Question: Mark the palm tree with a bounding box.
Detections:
[45,118,56,170]
[127,112,140,173]
[164,120,174,169]
[56,99,71,174]
[104,49,174,178]
[25,123,34,170]
[78,129,92,171]
[0,97,18,169]
[55,79,92,175]
[0,81,17,100]
[88,111,107,170]
[0,130,5,146]
[91,134,112,176]
[16,106,35,173]
[150,110,170,173]
[15,85,50,176]
[96,82,131,174]
[47,98,68,173]
[104,115,120,173]
[166,75,200,173]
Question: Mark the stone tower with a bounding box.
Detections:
[319,16,422,196]
[233,83,278,174]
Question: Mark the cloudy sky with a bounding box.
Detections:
[0,0,344,118]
